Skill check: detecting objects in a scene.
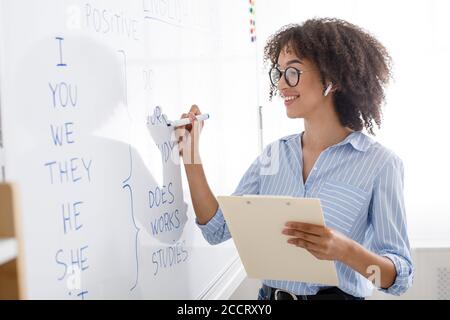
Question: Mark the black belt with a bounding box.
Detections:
[262,284,364,300]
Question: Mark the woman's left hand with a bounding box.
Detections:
[282,222,353,262]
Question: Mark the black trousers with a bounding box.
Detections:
[259,284,365,300]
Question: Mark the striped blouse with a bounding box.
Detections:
[196,131,413,297]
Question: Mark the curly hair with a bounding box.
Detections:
[264,18,392,135]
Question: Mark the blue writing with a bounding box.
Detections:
[148,183,174,208]
[55,37,67,67]
[149,106,168,125]
[77,290,88,300]
[150,209,181,236]
[70,157,81,182]
[55,246,90,281]
[62,201,84,234]
[50,122,75,146]
[152,240,188,276]
[82,158,92,181]
[156,140,176,163]
[48,82,78,108]
[44,157,92,184]
[55,249,67,281]
[85,4,139,40]
[70,245,89,272]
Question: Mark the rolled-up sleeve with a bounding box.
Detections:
[369,155,414,295]
[196,153,261,245]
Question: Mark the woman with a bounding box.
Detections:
[177,18,413,300]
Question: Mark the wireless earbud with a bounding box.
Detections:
[323,83,333,97]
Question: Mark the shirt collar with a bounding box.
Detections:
[337,131,374,152]
[281,131,374,153]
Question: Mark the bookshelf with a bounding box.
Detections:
[0,183,23,299]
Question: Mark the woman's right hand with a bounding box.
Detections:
[176,105,218,225]
[176,104,204,164]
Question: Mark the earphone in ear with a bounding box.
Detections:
[323,83,333,97]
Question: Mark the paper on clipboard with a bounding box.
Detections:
[217,195,339,286]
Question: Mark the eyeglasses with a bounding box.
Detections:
[269,66,303,87]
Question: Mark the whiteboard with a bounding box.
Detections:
[0,0,259,299]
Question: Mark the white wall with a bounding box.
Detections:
[254,0,450,247]
[228,0,450,300]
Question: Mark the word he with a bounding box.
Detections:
[44,157,92,184]
[61,201,83,234]
[152,240,188,276]
[85,3,139,40]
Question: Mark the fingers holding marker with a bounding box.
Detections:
[175,105,209,159]
[188,105,205,129]
[172,111,208,129]
[176,112,189,156]
[186,112,196,131]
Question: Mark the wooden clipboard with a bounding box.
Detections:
[217,195,339,286]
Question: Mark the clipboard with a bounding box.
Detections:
[217,195,339,286]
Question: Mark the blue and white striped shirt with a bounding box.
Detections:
[197,131,413,297]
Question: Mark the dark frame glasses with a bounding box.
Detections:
[269,66,303,87]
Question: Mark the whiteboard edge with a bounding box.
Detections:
[196,256,246,300]
[0,0,5,181]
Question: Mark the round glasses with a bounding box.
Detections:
[269,66,303,87]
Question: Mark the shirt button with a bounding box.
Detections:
[313,167,317,170]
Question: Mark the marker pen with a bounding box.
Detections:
[167,114,210,127]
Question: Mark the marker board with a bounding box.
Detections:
[0,0,259,299]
